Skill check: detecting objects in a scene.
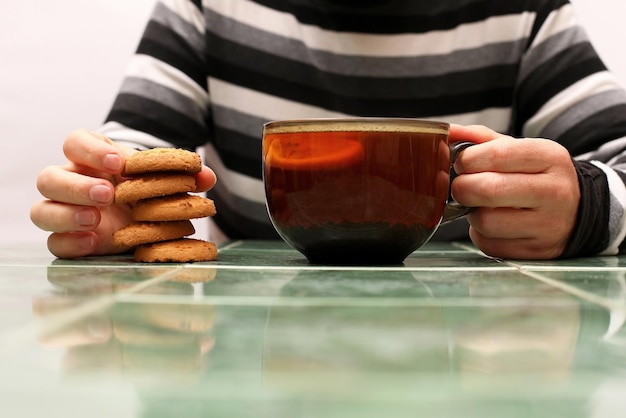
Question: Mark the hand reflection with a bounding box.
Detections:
[264,270,614,395]
[34,265,217,385]
[448,304,581,385]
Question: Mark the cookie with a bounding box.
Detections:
[123,148,202,176]
[134,238,218,263]
[112,220,195,248]
[132,193,216,222]
[115,174,196,204]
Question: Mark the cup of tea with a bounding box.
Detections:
[262,118,473,265]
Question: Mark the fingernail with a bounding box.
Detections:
[75,208,96,226]
[77,235,95,250]
[103,154,122,172]
[89,185,113,203]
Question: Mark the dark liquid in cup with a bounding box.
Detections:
[263,126,450,265]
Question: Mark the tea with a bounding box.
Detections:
[263,122,451,264]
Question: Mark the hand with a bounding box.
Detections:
[449,124,580,259]
[30,129,217,259]
[33,268,216,377]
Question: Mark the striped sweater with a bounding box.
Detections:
[100,0,626,256]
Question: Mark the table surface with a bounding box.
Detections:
[1,240,625,418]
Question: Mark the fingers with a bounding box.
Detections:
[467,206,571,259]
[448,127,579,260]
[30,200,100,232]
[194,166,218,193]
[46,231,132,259]
[469,227,568,260]
[63,129,129,175]
[454,137,570,175]
[460,178,578,259]
[452,171,575,209]
[43,202,133,258]
[458,169,578,259]
[36,129,132,209]
[37,166,115,207]
[46,228,132,259]
[32,196,134,260]
[46,232,99,259]
[467,207,572,242]
[451,138,578,209]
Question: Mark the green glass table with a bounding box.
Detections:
[0,241,624,417]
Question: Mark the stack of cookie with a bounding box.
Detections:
[112,148,218,263]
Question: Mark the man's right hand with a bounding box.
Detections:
[30,129,217,259]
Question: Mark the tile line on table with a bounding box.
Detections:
[112,293,586,308]
[452,242,624,310]
[43,262,512,272]
[0,294,117,360]
[512,267,616,307]
[522,266,626,272]
[217,240,246,251]
[199,264,516,272]
[45,262,214,269]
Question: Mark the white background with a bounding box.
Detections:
[0,0,624,245]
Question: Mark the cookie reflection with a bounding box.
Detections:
[110,302,215,386]
[46,261,217,294]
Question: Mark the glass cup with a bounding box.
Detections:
[262,118,473,265]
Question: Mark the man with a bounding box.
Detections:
[30,0,626,259]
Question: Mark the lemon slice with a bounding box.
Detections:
[267,135,365,170]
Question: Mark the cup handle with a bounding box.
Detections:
[442,141,475,223]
